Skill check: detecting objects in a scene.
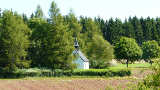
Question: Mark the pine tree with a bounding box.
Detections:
[64,11,81,37]
[35,5,44,18]
[131,16,144,44]
[156,18,160,44]
[28,18,49,67]
[123,19,135,38]
[64,12,85,51]
[46,14,75,69]
[22,13,28,24]
[151,18,158,41]
[94,17,106,39]
[142,17,152,41]
[49,1,60,23]
[107,18,124,44]
[0,10,30,70]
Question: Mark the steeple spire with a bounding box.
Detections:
[74,37,79,50]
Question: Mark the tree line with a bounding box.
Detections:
[0,1,114,72]
[0,1,160,72]
[95,16,160,45]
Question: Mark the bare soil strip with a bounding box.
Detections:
[0,69,152,90]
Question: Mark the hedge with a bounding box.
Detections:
[69,69,131,77]
[0,68,131,78]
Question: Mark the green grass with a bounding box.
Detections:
[109,63,151,70]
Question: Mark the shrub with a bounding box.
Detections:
[0,68,131,78]
[137,60,160,89]
[15,60,31,69]
[71,69,131,77]
[17,68,41,77]
[0,63,18,78]
[141,40,160,65]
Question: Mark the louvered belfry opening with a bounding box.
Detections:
[74,38,79,50]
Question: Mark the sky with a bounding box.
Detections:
[0,0,160,20]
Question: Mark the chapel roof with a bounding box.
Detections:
[73,50,89,62]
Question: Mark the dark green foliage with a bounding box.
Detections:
[87,35,114,68]
[94,17,106,39]
[0,63,18,78]
[35,5,44,18]
[2,1,160,78]
[64,11,82,37]
[29,16,76,70]
[130,16,144,44]
[123,19,135,38]
[0,68,131,78]
[49,1,60,23]
[79,17,113,69]
[137,60,160,89]
[142,40,160,63]
[15,60,31,69]
[96,16,160,45]
[114,37,142,67]
[22,13,28,24]
[1,63,18,73]
[0,10,31,72]
[28,19,51,67]
[71,69,131,77]
[45,15,75,70]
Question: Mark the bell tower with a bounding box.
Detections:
[74,38,79,50]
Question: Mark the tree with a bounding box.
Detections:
[45,14,75,69]
[156,18,160,45]
[28,18,50,67]
[123,19,135,38]
[30,14,75,70]
[151,18,159,41]
[94,17,106,40]
[22,13,28,24]
[0,10,31,71]
[141,40,160,65]
[35,5,44,18]
[30,13,34,18]
[114,37,142,67]
[64,12,85,51]
[80,17,114,68]
[106,18,124,44]
[64,11,82,37]
[49,1,60,23]
[87,35,114,68]
[141,17,152,41]
[130,16,144,44]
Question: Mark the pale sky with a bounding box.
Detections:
[0,0,160,20]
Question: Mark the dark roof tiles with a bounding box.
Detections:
[73,50,89,62]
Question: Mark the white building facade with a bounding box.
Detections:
[73,50,89,69]
[73,38,89,69]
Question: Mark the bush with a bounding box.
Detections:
[15,60,31,69]
[137,60,160,89]
[16,68,42,77]
[71,69,131,77]
[0,68,131,78]
[0,63,18,78]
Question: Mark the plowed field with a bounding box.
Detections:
[0,69,152,90]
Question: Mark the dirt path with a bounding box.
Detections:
[0,69,152,90]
